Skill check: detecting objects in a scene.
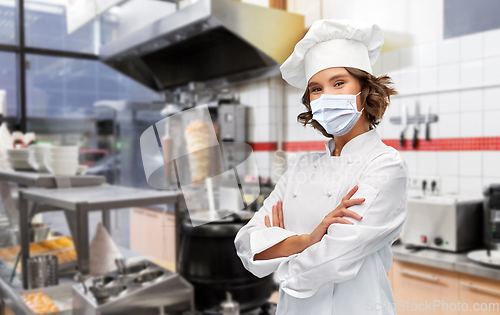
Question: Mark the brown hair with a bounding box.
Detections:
[297,67,398,138]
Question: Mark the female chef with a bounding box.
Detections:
[234,19,409,315]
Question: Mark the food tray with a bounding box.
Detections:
[0,236,78,273]
[18,283,73,315]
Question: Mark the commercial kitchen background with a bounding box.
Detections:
[1,0,500,314]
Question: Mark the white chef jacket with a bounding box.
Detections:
[234,127,409,315]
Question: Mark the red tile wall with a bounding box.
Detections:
[248,137,500,152]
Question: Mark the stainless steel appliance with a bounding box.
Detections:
[72,260,194,315]
[99,0,305,91]
[400,194,483,252]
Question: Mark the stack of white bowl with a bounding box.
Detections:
[44,146,79,176]
[7,148,32,170]
[28,144,51,172]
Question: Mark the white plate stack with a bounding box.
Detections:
[28,144,51,173]
[7,148,33,171]
[44,146,79,176]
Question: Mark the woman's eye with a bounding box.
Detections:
[311,87,322,92]
[334,81,344,87]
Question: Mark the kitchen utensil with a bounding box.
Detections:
[27,255,58,289]
[425,103,431,141]
[400,104,407,147]
[29,223,50,242]
[413,101,420,149]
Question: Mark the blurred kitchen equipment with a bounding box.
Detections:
[27,255,58,289]
[389,108,438,142]
[28,144,51,173]
[100,0,305,91]
[29,223,50,242]
[467,183,500,267]
[72,260,195,315]
[220,291,240,315]
[400,104,407,147]
[7,148,33,171]
[400,194,483,252]
[483,184,500,250]
[179,211,274,313]
[425,103,431,141]
[412,101,420,149]
[44,146,79,176]
[10,223,51,245]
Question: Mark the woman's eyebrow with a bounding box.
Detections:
[308,74,348,88]
[328,74,348,82]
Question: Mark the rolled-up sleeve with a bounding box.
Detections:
[234,154,310,278]
[275,151,409,298]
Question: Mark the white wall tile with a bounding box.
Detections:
[459,176,483,195]
[459,111,483,137]
[418,42,438,67]
[459,32,483,61]
[400,151,418,176]
[438,38,460,64]
[484,56,500,85]
[438,151,459,176]
[438,91,460,114]
[418,66,438,91]
[438,63,460,90]
[382,98,401,139]
[255,106,270,125]
[441,176,459,194]
[399,68,418,93]
[253,123,269,142]
[484,87,500,110]
[460,60,483,86]
[459,89,483,112]
[400,46,419,70]
[381,50,400,73]
[484,110,500,136]
[438,112,460,138]
[372,57,383,76]
[417,152,438,175]
[483,152,500,178]
[484,28,500,58]
[459,151,482,176]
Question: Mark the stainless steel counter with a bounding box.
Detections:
[0,246,141,315]
[18,185,184,288]
[392,242,500,281]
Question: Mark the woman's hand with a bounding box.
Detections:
[306,185,365,247]
[264,200,284,229]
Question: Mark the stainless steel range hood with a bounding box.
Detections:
[99,0,305,91]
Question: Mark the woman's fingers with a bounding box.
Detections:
[273,205,279,227]
[340,208,363,220]
[342,185,358,201]
[332,217,354,225]
[264,215,271,227]
[343,197,365,208]
[278,201,284,229]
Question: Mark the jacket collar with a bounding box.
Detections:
[325,128,381,157]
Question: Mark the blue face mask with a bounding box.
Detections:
[310,91,363,136]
